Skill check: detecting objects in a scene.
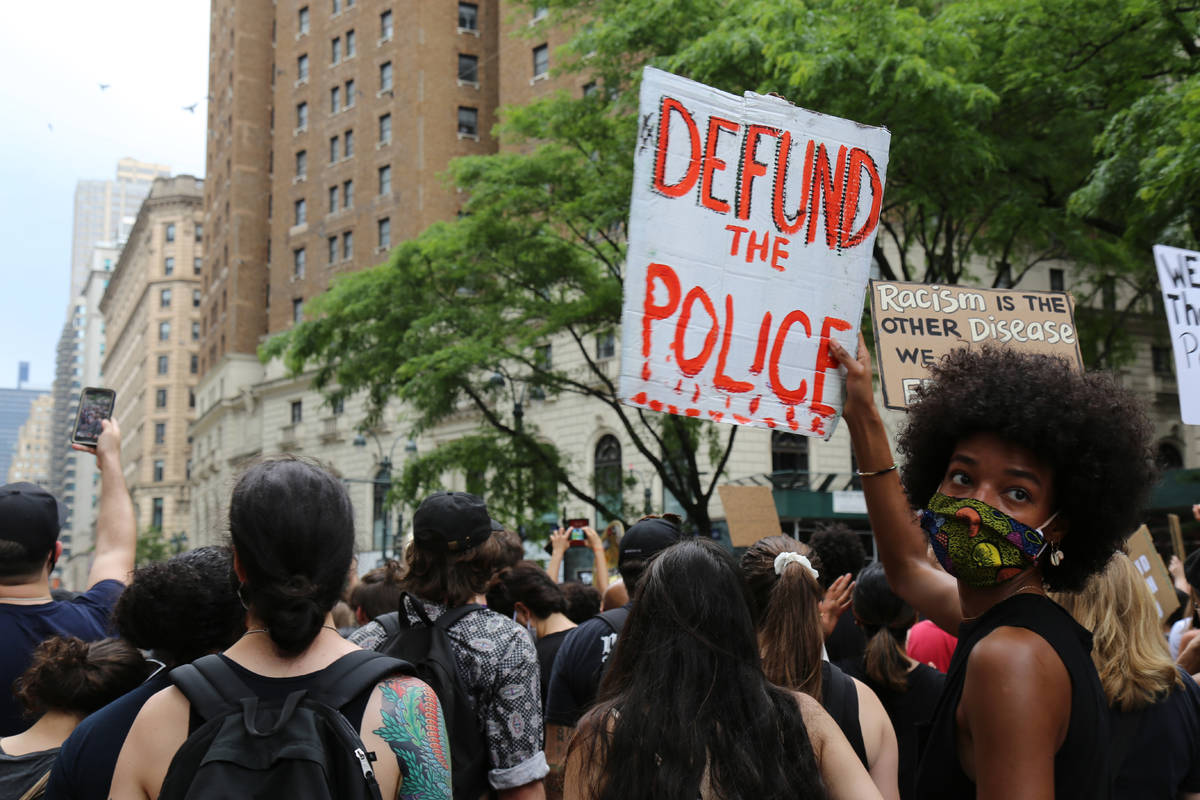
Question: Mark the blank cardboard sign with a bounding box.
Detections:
[718,485,782,548]
[619,67,891,439]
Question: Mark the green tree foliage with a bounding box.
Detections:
[135,526,171,567]
[266,0,1196,531]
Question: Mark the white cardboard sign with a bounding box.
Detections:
[1154,244,1200,424]
[619,67,891,439]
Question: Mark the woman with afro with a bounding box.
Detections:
[831,336,1155,799]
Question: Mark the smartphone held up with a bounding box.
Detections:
[71,387,116,446]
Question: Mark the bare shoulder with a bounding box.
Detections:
[962,625,1070,745]
[110,687,191,800]
[967,625,1066,679]
[791,690,838,755]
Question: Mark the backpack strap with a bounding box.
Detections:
[309,650,412,709]
[392,593,485,632]
[375,610,402,637]
[434,602,486,630]
[170,655,258,722]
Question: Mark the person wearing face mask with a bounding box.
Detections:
[487,562,578,705]
[832,337,1156,800]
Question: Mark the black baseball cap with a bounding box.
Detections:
[0,483,63,560]
[618,516,682,570]
[412,491,494,553]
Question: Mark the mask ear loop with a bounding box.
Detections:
[1033,511,1062,565]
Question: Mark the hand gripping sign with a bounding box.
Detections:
[619,68,891,439]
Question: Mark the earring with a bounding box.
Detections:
[1049,544,1064,567]
[237,582,251,611]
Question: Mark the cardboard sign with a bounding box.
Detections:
[1154,244,1200,424]
[1168,513,1186,562]
[619,67,891,439]
[1128,525,1181,621]
[718,484,782,548]
[868,280,1084,409]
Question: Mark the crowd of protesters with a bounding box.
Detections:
[4,338,1200,798]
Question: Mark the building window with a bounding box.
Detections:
[195,223,204,242]
[293,298,304,323]
[532,44,549,78]
[188,389,195,409]
[771,431,809,488]
[995,263,1012,289]
[291,400,303,424]
[343,179,354,208]
[157,354,169,375]
[298,5,310,34]
[193,257,202,275]
[164,257,175,275]
[1153,345,1174,376]
[458,2,478,30]
[379,113,391,143]
[457,106,478,137]
[154,422,166,445]
[328,235,338,264]
[344,130,354,158]
[380,10,393,39]
[297,101,309,129]
[160,288,172,308]
[330,135,339,163]
[153,460,165,482]
[533,4,548,20]
[594,435,622,514]
[380,61,393,92]
[1102,277,1116,311]
[378,217,391,249]
[329,185,339,214]
[330,85,341,112]
[345,78,355,106]
[165,223,176,242]
[296,149,307,178]
[595,330,616,359]
[458,54,478,83]
[294,198,307,226]
[156,388,168,408]
[331,36,341,64]
[159,321,170,342]
[1049,268,1064,292]
[293,247,306,278]
[1158,441,1184,470]
[297,54,309,82]
[151,498,164,530]
[191,321,200,341]
[192,289,201,307]
[342,230,353,259]
[190,354,198,374]
[345,29,356,57]
[332,0,340,12]
[378,164,391,195]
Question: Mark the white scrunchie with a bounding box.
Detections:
[774,551,819,581]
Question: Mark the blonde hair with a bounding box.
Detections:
[1051,552,1182,711]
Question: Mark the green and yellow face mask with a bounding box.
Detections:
[919,493,1057,588]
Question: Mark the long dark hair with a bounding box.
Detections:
[740,536,826,699]
[570,539,826,800]
[230,457,354,655]
[853,562,916,693]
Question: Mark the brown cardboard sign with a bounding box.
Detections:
[868,280,1084,409]
[1168,513,1186,562]
[718,485,781,548]
[1128,525,1181,621]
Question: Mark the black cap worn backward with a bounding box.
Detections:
[618,516,682,570]
[0,483,63,559]
[412,491,494,553]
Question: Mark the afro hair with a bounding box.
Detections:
[898,345,1155,592]
[806,523,868,588]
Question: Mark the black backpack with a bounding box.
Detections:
[375,593,490,800]
[159,649,410,800]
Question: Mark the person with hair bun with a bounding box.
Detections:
[832,336,1156,798]
[487,561,578,704]
[109,457,450,800]
[1,636,150,799]
[835,562,944,800]
[740,536,899,800]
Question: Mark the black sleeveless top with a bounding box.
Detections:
[819,661,868,767]
[913,593,1109,799]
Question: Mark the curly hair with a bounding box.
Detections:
[14,636,152,719]
[898,345,1155,592]
[114,545,245,668]
[806,523,867,588]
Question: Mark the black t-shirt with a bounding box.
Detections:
[534,630,571,707]
[914,593,1109,799]
[824,608,867,664]
[1110,666,1200,800]
[545,606,629,726]
[45,669,171,800]
[838,657,945,800]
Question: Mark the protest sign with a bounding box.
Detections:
[718,485,782,548]
[1168,512,1186,562]
[619,67,891,439]
[1154,244,1200,424]
[868,281,1083,409]
[1128,525,1180,621]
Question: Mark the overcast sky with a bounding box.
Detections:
[0,1,210,390]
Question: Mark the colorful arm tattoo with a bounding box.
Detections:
[374,677,453,800]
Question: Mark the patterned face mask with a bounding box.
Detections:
[919,493,1058,588]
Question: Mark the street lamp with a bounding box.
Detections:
[353,431,418,560]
